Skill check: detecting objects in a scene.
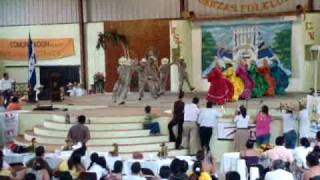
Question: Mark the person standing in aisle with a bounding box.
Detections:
[234,105,250,151]
[182,97,201,155]
[198,101,223,151]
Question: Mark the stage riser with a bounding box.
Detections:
[52,115,148,124]
[43,121,143,131]
[24,133,169,145]
[33,126,150,138]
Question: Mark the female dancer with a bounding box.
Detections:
[248,60,269,98]
[270,60,289,95]
[258,59,276,96]
[223,61,244,101]
[236,59,255,99]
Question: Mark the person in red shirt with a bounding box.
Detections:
[7,96,22,111]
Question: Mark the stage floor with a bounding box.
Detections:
[23,92,308,117]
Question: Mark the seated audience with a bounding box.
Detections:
[313,146,320,158]
[7,96,22,111]
[265,160,294,180]
[26,146,52,176]
[124,162,146,180]
[316,131,320,147]
[159,166,170,180]
[27,158,50,180]
[189,161,212,180]
[143,106,160,135]
[23,173,36,180]
[169,159,187,180]
[225,171,240,180]
[58,150,86,179]
[196,150,217,179]
[87,153,109,180]
[264,136,294,163]
[293,137,313,168]
[105,160,123,180]
[240,140,261,167]
[67,115,91,144]
[0,150,26,180]
[303,152,320,180]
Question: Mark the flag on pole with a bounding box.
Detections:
[28,33,37,95]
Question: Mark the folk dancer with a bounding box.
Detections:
[176,57,194,93]
[159,57,171,95]
[145,55,160,99]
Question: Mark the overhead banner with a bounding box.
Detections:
[0,38,75,60]
[201,21,292,77]
[0,112,19,145]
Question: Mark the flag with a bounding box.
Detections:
[28,33,37,92]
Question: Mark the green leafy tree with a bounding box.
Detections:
[271,29,291,69]
[202,31,217,71]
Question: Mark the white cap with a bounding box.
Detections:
[118,56,126,65]
[140,58,147,63]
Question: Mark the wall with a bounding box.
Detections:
[171,17,313,92]
[0,23,105,87]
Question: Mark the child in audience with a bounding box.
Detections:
[143,105,160,135]
[105,160,123,180]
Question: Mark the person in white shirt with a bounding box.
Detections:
[181,97,201,155]
[124,162,146,180]
[234,105,250,151]
[282,107,298,149]
[298,102,311,139]
[87,154,109,180]
[198,101,223,151]
[293,137,313,168]
[265,160,294,180]
[0,73,14,106]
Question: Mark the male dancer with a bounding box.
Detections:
[112,57,125,103]
[177,57,194,93]
[159,57,171,95]
[137,58,147,101]
[145,55,160,99]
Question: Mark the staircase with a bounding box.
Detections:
[14,115,188,159]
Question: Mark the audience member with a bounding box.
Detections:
[282,107,297,149]
[0,73,14,107]
[169,159,186,180]
[124,162,146,180]
[87,153,109,179]
[255,105,272,146]
[196,150,217,179]
[198,101,223,151]
[0,150,26,179]
[313,146,320,158]
[168,91,185,149]
[298,101,311,139]
[58,151,85,179]
[7,96,22,111]
[303,152,320,180]
[0,97,6,112]
[265,160,294,180]
[293,137,312,168]
[233,105,250,151]
[159,166,170,180]
[27,158,50,180]
[23,173,36,180]
[67,115,91,144]
[26,146,52,176]
[189,161,211,180]
[182,97,201,155]
[240,140,260,167]
[316,131,320,147]
[225,171,240,180]
[264,136,294,163]
[105,160,123,180]
[143,105,160,135]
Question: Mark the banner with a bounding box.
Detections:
[0,112,19,145]
[0,38,75,60]
[307,95,320,138]
[217,122,256,141]
[202,21,292,77]
[304,13,320,60]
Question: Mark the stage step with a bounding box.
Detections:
[33,125,150,138]
[14,136,188,158]
[43,120,143,131]
[52,115,147,124]
[24,131,169,146]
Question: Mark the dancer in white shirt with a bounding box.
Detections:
[234,105,250,151]
[298,101,311,139]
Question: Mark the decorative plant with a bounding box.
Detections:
[96,31,129,58]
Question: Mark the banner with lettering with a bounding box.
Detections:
[304,13,320,60]
[0,38,75,60]
[217,122,256,141]
[201,21,292,77]
[0,112,19,145]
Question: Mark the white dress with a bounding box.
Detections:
[299,109,311,138]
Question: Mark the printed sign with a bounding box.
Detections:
[0,112,19,145]
[217,122,256,141]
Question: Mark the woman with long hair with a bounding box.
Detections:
[255,105,272,146]
[234,105,250,151]
[58,151,85,179]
